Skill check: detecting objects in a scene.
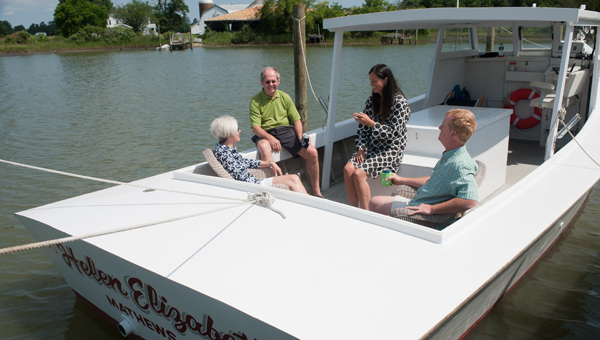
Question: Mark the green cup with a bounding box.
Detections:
[381,169,392,186]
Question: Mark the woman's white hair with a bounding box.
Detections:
[210,115,238,142]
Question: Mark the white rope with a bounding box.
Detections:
[561,119,600,168]
[0,158,246,202]
[0,203,246,255]
[0,159,288,255]
[248,191,286,218]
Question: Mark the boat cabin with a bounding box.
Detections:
[180,7,598,242]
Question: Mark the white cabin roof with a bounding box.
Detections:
[324,6,600,32]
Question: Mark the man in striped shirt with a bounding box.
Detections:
[370,108,479,216]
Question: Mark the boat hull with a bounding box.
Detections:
[17,217,298,340]
[426,192,588,339]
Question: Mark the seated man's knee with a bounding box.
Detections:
[256,139,272,155]
[299,145,318,161]
[370,196,392,215]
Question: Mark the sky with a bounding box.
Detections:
[0,0,368,28]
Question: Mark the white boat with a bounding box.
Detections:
[12,6,600,340]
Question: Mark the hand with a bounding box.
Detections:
[271,162,283,176]
[406,204,433,216]
[353,112,374,127]
[389,174,403,186]
[268,136,281,152]
[353,149,365,164]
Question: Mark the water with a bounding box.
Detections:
[1,45,599,339]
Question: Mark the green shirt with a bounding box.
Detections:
[249,89,301,130]
[409,146,479,206]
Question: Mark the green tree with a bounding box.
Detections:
[0,21,13,36]
[350,0,396,14]
[115,0,153,33]
[154,0,189,32]
[258,0,314,35]
[307,2,348,36]
[27,21,57,36]
[57,0,114,11]
[89,0,114,11]
[54,0,109,37]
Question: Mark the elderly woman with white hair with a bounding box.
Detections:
[210,115,308,194]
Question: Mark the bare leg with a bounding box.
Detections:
[256,139,275,163]
[344,162,359,207]
[273,174,308,194]
[370,195,395,215]
[297,145,322,197]
[352,168,371,210]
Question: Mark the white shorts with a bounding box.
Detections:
[390,195,411,211]
[259,177,273,186]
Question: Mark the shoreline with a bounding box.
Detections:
[1,39,439,56]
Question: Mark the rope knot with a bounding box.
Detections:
[247,191,286,219]
[248,191,275,207]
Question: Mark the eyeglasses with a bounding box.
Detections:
[263,80,277,84]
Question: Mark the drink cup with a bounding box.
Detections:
[302,134,310,148]
[381,169,392,186]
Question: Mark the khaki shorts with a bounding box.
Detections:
[391,195,411,211]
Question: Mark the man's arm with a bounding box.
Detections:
[292,119,303,140]
[407,198,478,216]
[389,174,429,188]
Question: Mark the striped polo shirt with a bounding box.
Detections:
[409,145,479,206]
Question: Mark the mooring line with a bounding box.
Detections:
[0,203,247,256]
[0,158,247,202]
[0,160,287,255]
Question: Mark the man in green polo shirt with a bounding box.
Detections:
[250,67,322,197]
[370,108,480,216]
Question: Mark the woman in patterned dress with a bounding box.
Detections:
[210,115,308,194]
[343,64,411,210]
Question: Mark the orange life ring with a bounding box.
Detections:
[504,88,543,129]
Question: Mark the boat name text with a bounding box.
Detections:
[56,244,257,340]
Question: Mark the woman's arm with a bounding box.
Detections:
[372,93,411,141]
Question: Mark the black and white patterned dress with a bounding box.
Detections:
[349,92,411,178]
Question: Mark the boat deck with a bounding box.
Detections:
[321,139,546,206]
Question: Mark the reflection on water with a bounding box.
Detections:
[0,46,598,339]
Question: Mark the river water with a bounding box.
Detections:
[0,45,599,339]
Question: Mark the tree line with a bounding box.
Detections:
[0,0,190,39]
[1,0,597,42]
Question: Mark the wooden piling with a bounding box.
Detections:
[293,4,308,132]
[486,27,495,52]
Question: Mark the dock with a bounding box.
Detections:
[381,33,412,44]
[169,33,193,51]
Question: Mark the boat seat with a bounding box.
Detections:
[202,149,290,190]
[389,160,486,229]
[529,68,591,109]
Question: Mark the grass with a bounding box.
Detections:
[0,35,162,54]
[1,30,437,53]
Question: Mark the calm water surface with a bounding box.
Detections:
[1,45,599,339]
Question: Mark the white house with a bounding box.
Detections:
[107,13,157,36]
[142,22,158,36]
[107,14,132,29]
[193,1,252,35]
